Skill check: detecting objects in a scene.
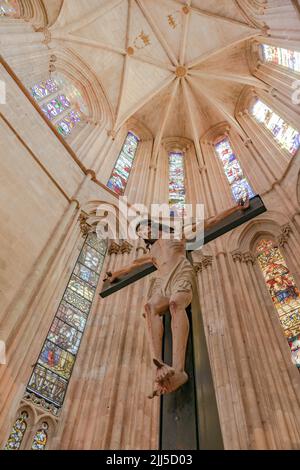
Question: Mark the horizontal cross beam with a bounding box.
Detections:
[100,195,266,298]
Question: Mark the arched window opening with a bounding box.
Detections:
[214,137,255,202]
[107,131,140,195]
[260,44,300,73]
[29,74,88,138]
[4,411,28,450]
[24,233,107,416]
[31,422,48,450]
[251,99,300,156]
[168,151,186,216]
[0,0,19,17]
[256,239,300,369]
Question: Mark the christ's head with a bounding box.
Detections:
[136,219,174,246]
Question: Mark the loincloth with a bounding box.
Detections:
[147,257,195,299]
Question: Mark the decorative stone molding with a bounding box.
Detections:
[108,241,120,255]
[193,255,213,273]
[277,223,292,247]
[22,392,60,419]
[120,240,133,254]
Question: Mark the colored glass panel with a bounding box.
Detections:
[261,44,300,73]
[24,233,107,415]
[68,274,95,301]
[31,423,48,450]
[252,99,300,156]
[63,288,91,314]
[215,138,255,202]
[48,317,82,355]
[56,301,87,332]
[73,263,99,287]
[4,411,28,450]
[79,244,104,274]
[256,239,300,368]
[31,78,59,101]
[27,364,68,407]
[107,132,139,195]
[41,94,70,120]
[57,110,82,137]
[169,152,185,216]
[0,0,18,16]
[38,340,75,380]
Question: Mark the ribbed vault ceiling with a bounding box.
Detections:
[50,0,266,145]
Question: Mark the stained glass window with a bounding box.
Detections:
[107,131,140,195]
[214,138,255,202]
[169,152,186,216]
[25,233,107,415]
[256,239,300,369]
[31,423,48,450]
[0,0,19,16]
[31,79,59,102]
[260,44,300,73]
[29,74,88,138]
[252,99,300,156]
[4,411,28,450]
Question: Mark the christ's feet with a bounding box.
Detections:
[153,359,175,384]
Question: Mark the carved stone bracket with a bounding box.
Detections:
[278,223,292,247]
[193,255,213,273]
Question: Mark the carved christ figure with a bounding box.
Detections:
[104,198,249,398]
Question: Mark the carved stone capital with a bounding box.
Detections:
[108,241,120,255]
[278,223,292,247]
[120,240,133,254]
[78,212,93,238]
[242,252,256,264]
[232,251,243,262]
[193,255,213,273]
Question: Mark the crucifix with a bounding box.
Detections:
[100,195,266,448]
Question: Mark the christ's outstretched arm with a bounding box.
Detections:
[184,196,249,240]
[104,254,153,283]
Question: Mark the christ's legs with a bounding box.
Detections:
[169,290,192,372]
[144,295,176,398]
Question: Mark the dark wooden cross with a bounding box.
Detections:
[100,195,266,298]
[99,195,266,450]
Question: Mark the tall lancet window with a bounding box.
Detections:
[214,138,255,202]
[107,131,140,195]
[260,44,300,73]
[4,411,28,450]
[29,74,88,138]
[251,99,300,156]
[256,239,300,369]
[20,233,107,419]
[0,0,19,16]
[168,151,185,216]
